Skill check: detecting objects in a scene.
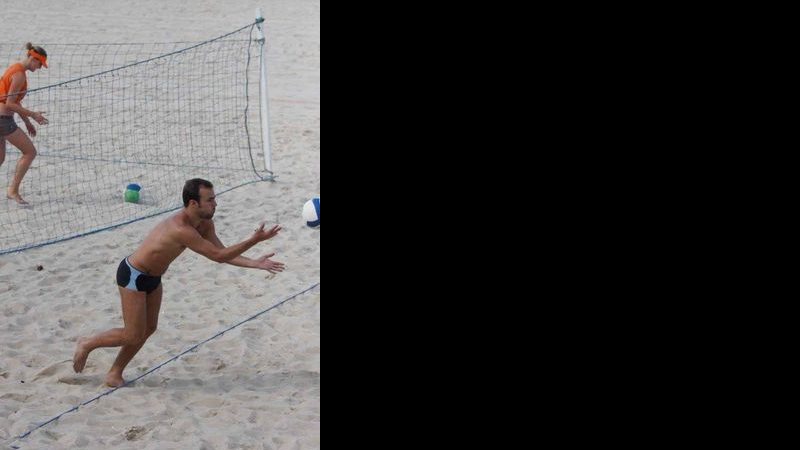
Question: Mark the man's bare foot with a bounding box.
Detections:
[105,372,125,388]
[6,193,28,205]
[73,338,90,373]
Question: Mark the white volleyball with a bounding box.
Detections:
[303,197,320,228]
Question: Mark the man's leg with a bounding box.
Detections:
[73,287,147,374]
[106,284,163,387]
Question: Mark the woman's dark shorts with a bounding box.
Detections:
[0,115,18,137]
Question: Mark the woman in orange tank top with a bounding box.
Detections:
[0,42,49,205]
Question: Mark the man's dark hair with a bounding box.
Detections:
[183,178,214,207]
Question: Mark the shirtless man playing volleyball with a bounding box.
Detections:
[73,178,285,387]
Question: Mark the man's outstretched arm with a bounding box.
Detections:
[179,223,279,263]
[201,221,285,273]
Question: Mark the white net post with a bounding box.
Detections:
[255,9,274,179]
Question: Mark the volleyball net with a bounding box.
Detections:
[0,22,273,255]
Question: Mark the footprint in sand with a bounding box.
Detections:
[0,392,32,402]
[125,426,148,441]
[32,360,72,381]
[57,375,97,385]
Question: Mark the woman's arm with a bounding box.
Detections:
[3,72,47,124]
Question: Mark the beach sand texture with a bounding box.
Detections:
[1,1,320,448]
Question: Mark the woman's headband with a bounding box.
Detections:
[28,49,48,68]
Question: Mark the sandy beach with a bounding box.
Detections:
[1,1,320,448]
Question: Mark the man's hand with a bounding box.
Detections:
[254,252,286,273]
[252,223,282,242]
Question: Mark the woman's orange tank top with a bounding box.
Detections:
[0,63,28,104]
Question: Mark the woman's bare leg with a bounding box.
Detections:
[3,129,37,205]
[0,137,6,168]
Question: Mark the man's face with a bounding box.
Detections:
[197,187,217,219]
